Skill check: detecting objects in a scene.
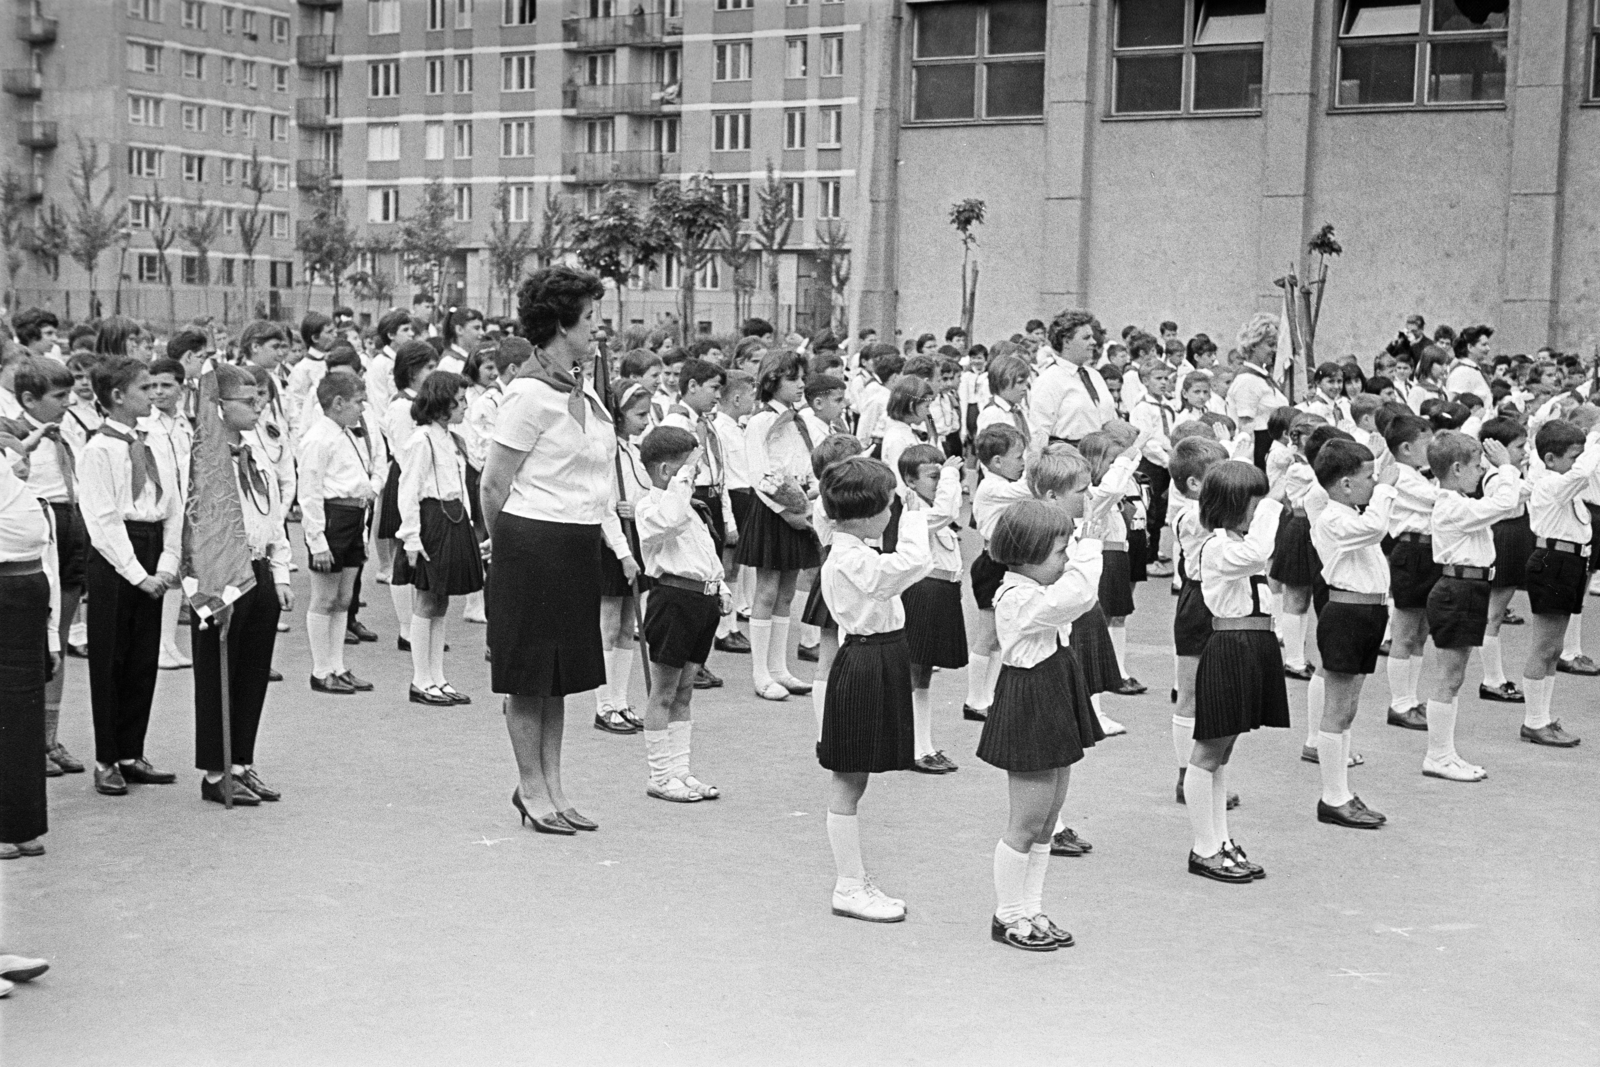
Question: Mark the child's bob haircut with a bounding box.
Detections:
[1169,435,1228,492]
[316,371,365,409]
[1027,442,1091,498]
[1304,424,1354,467]
[986,354,1031,396]
[756,349,808,402]
[1426,430,1483,481]
[1199,460,1269,532]
[1533,418,1586,464]
[1383,413,1434,456]
[896,443,945,484]
[886,375,934,421]
[1312,438,1375,488]
[804,371,846,404]
[1288,412,1326,446]
[974,423,1025,466]
[1476,415,1526,450]
[811,432,864,479]
[1075,430,1118,484]
[1266,405,1299,441]
[393,339,438,393]
[1169,419,1212,445]
[411,370,467,426]
[989,500,1074,568]
[820,456,896,522]
[619,348,664,379]
[639,425,699,470]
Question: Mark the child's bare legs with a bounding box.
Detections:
[1423,645,1485,780]
[965,609,1002,715]
[1280,586,1312,673]
[307,568,358,682]
[1385,607,1429,725]
[811,626,840,738]
[1479,586,1519,695]
[1316,671,1384,822]
[995,768,1071,931]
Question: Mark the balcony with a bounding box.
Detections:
[2,69,42,97]
[16,15,57,45]
[17,121,57,149]
[296,97,338,128]
[296,35,338,66]
[296,0,342,6]
[562,149,674,184]
[562,11,681,49]
[296,159,340,188]
[562,82,678,114]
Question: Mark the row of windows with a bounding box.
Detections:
[713,36,846,81]
[127,44,288,92]
[372,0,539,33]
[127,149,290,190]
[133,255,294,288]
[128,201,290,241]
[367,186,474,224]
[128,95,289,140]
[129,0,289,43]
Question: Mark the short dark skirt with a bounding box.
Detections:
[466,463,486,541]
[977,645,1102,772]
[486,516,604,697]
[1194,628,1291,741]
[1388,537,1442,610]
[728,487,758,537]
[971,550,1006,612]
[1590,504,1600,573]
[800,569,835,630]
[0,570,49,844]
[1173,579,1212,657]
[599,542,651,599]
[1066,603,1122,695]
[1425,575,1491,650]
[319,501,369,570]
[903,577,968,668]
[376,461,403,540]
[1269,511,1320,588]
[1099,548,1136,618]
[1127,528,1149,585]
[1525,547,1588,617]
[49,501,87,589]
[818,630,915,774]
[1491,512,1534,589]
[734,502,820,572]
[391,499,484,595]
[1317,600,1389,675]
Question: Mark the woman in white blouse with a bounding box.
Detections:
[480,267,612,837]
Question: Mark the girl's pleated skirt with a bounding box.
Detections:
[1066,603,1121,694]
[1173,579,1212,657]
[734,502,820,572]
[903,576,968,668]
[376,460,403,540]
[800,546,835,630]
[977,644,1102,772]
[970,550,1006,611]
[1099,547,1136,618]
[818,630,914,774]
[599,542,652,598]
[1268,510,1320,587]
[486,515,604,697]
[391,498,484,595]
[1193,628,1291,740]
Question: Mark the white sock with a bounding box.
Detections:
[1305,672,1326,746]
[1281,613,1307,669]
[598,649,620,711]
[769,617,793,681]
[1184,765,1219,855]
[1521,675,1552,730]
[912,687,934,758]
[749,618,774,688]
[1481,635,1506,688]
[981,652,1004,709]
[306,612,332,677]
[464,590,484,618]
[160,588,182,655]
[1386,655,1413,712]
[1563,615,1583,659]
[993,840,1030,923]
[328,610,349,674]
[667,719,692,780]
[69,614,86,648]
[1109,625,1128,676]
[715,612,734,638]
[1022,842,1051,919]
[812,678,827,740]
[800,622,820,647]
[965,652,991,710]
[429,617,447,686]
[1408,654,1426,704]
[1171,715,1194,769]
[737,569,755,615]
[390,583,413,631]
[827,812,866,886]
[1212,764,1230,845]
[1318,730,1351,805]
[611,647,635,708]
[644,729,671,785]
[409,615,433,688]
[1425,698,1458,761]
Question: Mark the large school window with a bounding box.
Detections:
[1334,0,1508,109]
[1110,0,1265,116]
[909,0,1047,122]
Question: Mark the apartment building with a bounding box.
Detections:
[1,0,301,326]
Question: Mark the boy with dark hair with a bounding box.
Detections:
[13,308,59,358]
[741,317,775,342]
[287,311,337,442]
[1382,414,1437,729]
[140,357,194,670]
[1476,416,1532,703]
[712,369,757,653]
[650,349,688,426]
[855,351,904,447]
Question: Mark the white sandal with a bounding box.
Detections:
[773,673,813,695]
[647,776,702,803]
[754,680,790,701]
[682,774,721,800]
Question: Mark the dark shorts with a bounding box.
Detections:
[1387,537,1441,610]
[642,583,721,669]
[1491,512,1534,589]
[971,550,1006,612]
[49,501,87,589]
[319,501,369,570]
[1316,600,1389,675]
[1525,547,1588,617]
[1425,575,1491,650]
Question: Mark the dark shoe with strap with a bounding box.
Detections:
[594,708,636,734]
[409,684,454,706]
[797,643,820,662]
[119,758,176,784]
[1283,663,1315,681]
[991,915,1057,952]
[963,705,988,722]
[931,750,958,772]
[714,632,751,654]
[1501,609,1524,626]
[1521,721,1581,747]
[1221,839,1264,878]
[94,765,128,796]
[311,672,356,694]
[1188,849,1254,883]
[693,665,723,689]
[1387,704,1428,730]
[337,671,374,692]
[1114,676,1148,696]
[47,744,84,774]
[347,620,378,642]
[239,768,280,801]
[201,775,260,806]
[1030,914,1075,948]
[437,683,472,705]
[1558,654,1600,676]
[1478,681,1524,703]
[1050,827,1091,857]
[911,754,949,774]
[1317,797,1384,829]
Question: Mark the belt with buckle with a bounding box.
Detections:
[927,568,960,583]
[1212,616,1273,631]
[325,496,370,509]
[1440,564,1494,581]
[1535,536,1591,558]
[0,558,43,576]
[656,573,720,596]
[1327,589,1386,605]
[1101,540,1128,552]
[1394,531,1431,544]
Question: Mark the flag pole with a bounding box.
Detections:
[217,604,234,809]
[594,337,652,696]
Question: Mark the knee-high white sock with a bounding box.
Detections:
[598,649,618,711]
[667,719,692,780]
[611,647,636,707]
[1481,635,1506,687]
[981,652,1004,709]
[644,729,671,784]
[912,688,934,758]
[800,622,820,647]
[749,618,774,688]
[965,652,991,709]
[715,611,734,638]
[1318,730,1352,805]
[1022,842,1051,919]
[328,610,349,673]
[1425,698,1458,761]
[1341,729,1354,772]
[993,840,1031,923]
[409,615,433,688]
[1408,654,1426,703]
[1521,674,1552,730]
[1387,655,1413,712]
[812,679,827,740]
[1212,764,1231,845]
[1305,672,1326,746]
[737,569,755,615]
[307,612,332,677]
[1281,613,1307,669]
[429,617,448,684]
[1171,715,1194,769]
[1563,615,1583,659]
[390,583,413,631]
[827,811,866,885]
[1109,625,1128,676]
[1184,765,1219,855]
[769,617,793,680]
[69,612,86,648]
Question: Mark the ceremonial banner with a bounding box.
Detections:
[181,365,255,619]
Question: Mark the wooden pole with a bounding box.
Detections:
[594,337,652,696]
[217,605,234,809]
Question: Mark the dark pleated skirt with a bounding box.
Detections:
[1193,628,1291,741]
[818,630,914,774]
[1173,579,1213,657]
[1491,511,1534,589]
[1127,528,1149,584]
[466,463,486,541]
[1269,511,1320,587]
[977,644,1102,772]
[0,571,49,844]
[1066,603,1121,695]
[903,577,968,668]
[734,502,820,572]
[970,550,1006,611]
[1099,548,1136,618]
[599,542,653,598]
[487,515,604,697]
[376,460,403,540]
[800,570,835,630]
[391,499,484,595]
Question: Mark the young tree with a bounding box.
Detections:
[752,164,793,328]
[0,170,30,309]
[570,184,661,326]
[485,180,536,316]
[236,148,272,319]
[177,194,222,316]
[534,186,574,269]
[66,137,126,320]
[949,198,985,345]
[295,178,359,309]
[814,220,852,336]
[719,217,757,329]
[646,175,731,340]
[145,185,178,327]
[398,177,457,300]
[20,203,68,284]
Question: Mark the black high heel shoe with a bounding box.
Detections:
[512,789,575,835]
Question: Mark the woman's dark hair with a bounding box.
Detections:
[1198,460,1269,531]
[443,306,484,347]
[756,349,808,402]
[517,266,605,348]
[393,338,438,393]
[989,500,1074,567]
[1454,324,1493,360]
[411,370,467,426]
[1047,309,1104,354]
[1340,362,1367,392]
[376,308,413,348]
[886,375,933,421]
[820,456,896,522]
[93,316,141,357]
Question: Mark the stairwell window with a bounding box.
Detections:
[1110,0,1264,115]
[1334,0,1507,109]
[911,0,1046,122]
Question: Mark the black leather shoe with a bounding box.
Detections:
[1351,795,1386,823]
[1284,663,1315,681]
[1501,609,1524,626]
[962,705,988,722]
[991,915,1057,952]
[1030,914,1075,948]
[66,643,88,659]
[1388,704,1428,730]
[693,666,723,689]
[1188,849,1254,883]
[714,632,751,654]
[119,758,176,784]
[409,684,454,706]
[1521,721,1580,747]
[94,765,128,796]
[44,758,62,778]
[1221,839,1264,878]
[1557,654,1600,676]
[437,683,472,705]
[348,620,378,642]
[267,669,282,682]
[911,754,948,774]
[397,635,411,652]
[47,744,84,773]
[559,808,598,831]
[512,789,575,835]
[1317,797,1385,829]
[1478,681,1524,703]
[1377,639,1391,656]
[797,643,820,662]
[311,673,356,694]
[1114,676,1148,695]
[343,630,362,645]
[594,709,636,734]
[201,775,260,806]
[337,671,374,692]
[1050,828,1089,857]
[239,769,280,801]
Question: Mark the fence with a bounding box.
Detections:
[9,286,304,332]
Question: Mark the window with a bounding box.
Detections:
[369,0,401,34]
[370,60,399,97]
[425,121,446,159]
[240,10,256,37]
[788,0,808,5]
[221,158,237,184]
[273,65,289,93]
[784,108,807,149]
[585,52,615,85]
[911,0,1047,121]
[786,38,807,78]
[181,51,204,80]
[221,108,236,135]
[502,52,536,90]
[181,104,207,132]
[138,254,162,283]
[821,35,844,78]
[270,212,289,240]
[713,111,750,150]
[652,116,680,152]
[715,40,752,81]
[240,111,256,138]
[427,57,446,93]
[127,43,161,74]
[271,15,289,42]
[129,0,162,23]
[242,60,257,89]
[454,121,474,157]
[271,163,290,191]
[269,114,287,141]
[428,0,447,30]
[1110,0,1263,114]
[716,181,751,220]
[584,119,614,153]
[1335,0,1507,108]
[506,183,537,222]
[221,6,233,33]
[453,186,472,222]
[368,122,400,160]
[269,261,293,288]
[501,118,535,156]
[128,200,153,230]
[369,187,401,222]
[218,258,235,285]
[182,256,202,285]
[128,147,162,178]
[455,56,474,92]
[129,94,164,127]
[784,180,805,219]
[655,46,682,87]
[819,105,842,146]
[716,0,752,8]
[222,57,236,85]
[181,153,206,182]
[456,0,473,28]
[818,179,842,218]
[180,0,203,27]
[503,0,535,25]
[221,208,237,235]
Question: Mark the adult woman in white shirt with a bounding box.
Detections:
[480,267,611,837]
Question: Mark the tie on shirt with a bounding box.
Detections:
[98,423,163,503]
[231,441,270,499]
[777,407,815,453]
[1078,366,1101,405]
[51,427,77,504]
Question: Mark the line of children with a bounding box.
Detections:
[964,424,1033,722]
[141,358,194,671]
[800,433,865,736]
[593,383,652,734]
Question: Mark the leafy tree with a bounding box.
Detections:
[20,203,67,283]
[0,170,30,308]
[236,148,271,318]
[570,185,662,326]
[296,178,359,309]
[949,198,985,345]
[752,164,793,328]
[646,175,731,340]
[66,137,126,320]
[176,194,222,317]
[485,180,536,316]
[719,217,757,328]
[144,185,178,327]
[397,178,457,300]
[535,186,574,269]
[813,220,851,336]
